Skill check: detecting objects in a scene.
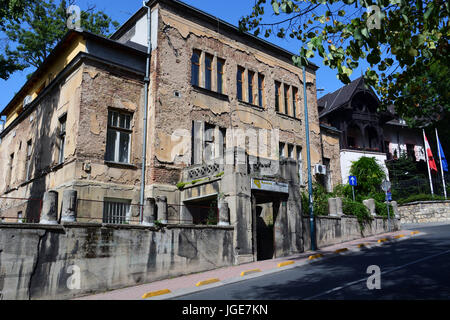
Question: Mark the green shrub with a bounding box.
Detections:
[342,198,372,230]
[374,200,394,218]
[176,182,187,190]
[301,182,333,216]
[349,157,386,195]
[397,193,446,205]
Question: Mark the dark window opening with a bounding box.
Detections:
[191,50,201,87]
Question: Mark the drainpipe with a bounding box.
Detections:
[140,1,152,223]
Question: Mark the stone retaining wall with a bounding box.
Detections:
[303,215,400,251]
[0,223,234,300]
[398,201,450,224]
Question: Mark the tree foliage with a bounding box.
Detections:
[0,0,119,79]
[349,156,386,195]
[0,0,28,23]
[239,0,449,126]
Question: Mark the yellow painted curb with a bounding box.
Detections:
[308,254,323,260]
[277,261,295,267]
[335,248,348,253]
[377,238,388,243]
[240,269,261,276]
[411,231,420,235]
[196,278,220,287]
[394,234,405,239]
[142,289,171,299]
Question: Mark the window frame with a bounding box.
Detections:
[205,53,213,91]
[275,81,281,112]
[191,49,201,87]
[258,74,265,107]
[58,114,67,165]
[217,58,225,94]
[292,87,298,118]
[237,66,244,101]
[26,139,32,180]
[248,70,255,105]
[103,198,131,224]
[105,110,132,164]
[284,84,290,115]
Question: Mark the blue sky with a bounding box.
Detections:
[0,0,372,115]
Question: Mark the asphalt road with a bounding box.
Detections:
[174,223,450,300]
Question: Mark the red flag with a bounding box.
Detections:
[424,133,438,172]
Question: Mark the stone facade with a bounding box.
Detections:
[398,201,450,224]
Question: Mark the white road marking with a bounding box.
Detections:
[304,249,450,300]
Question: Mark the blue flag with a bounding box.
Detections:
[438,135,448,172]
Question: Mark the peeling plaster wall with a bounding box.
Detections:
[149,5,323,190]
[0,224,234,300]
[321,130,342,190]
[0,66,83,221]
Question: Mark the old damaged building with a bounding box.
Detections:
[0,0,334,263]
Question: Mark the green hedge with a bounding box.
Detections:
[397,193,447,205]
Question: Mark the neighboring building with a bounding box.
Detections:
[318,76,425,184]
[383,109,426,162]
[0,0,327,263]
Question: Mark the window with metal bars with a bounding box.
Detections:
[103,198,131,224]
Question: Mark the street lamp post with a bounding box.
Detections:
[303,66,316,251]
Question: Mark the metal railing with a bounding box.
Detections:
[76,198,219,226]
[0,196,43,223]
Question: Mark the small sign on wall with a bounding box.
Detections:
[251,179,289,193]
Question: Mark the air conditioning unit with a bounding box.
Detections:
[314,164,327,175]
[23,95,33,108]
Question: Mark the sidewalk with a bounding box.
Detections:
[76,228,420,300]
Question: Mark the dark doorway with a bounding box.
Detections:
[252,191,287,261]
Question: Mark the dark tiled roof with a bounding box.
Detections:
[318,77,367,117]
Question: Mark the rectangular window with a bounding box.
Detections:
[275,81,281,112]
[248,71,254,104]
[279,142,285,158]
[237,66,244,100]
[106,110,132,164]
[205,53,213,90]
[288,144,294,159]
[204,123,215,162]
[8,153,14,187]
[284,85,290,115]
[296,146,303,185]
[292,87,298,118]
[26,140,32,180]
[258,74,264,107]
[103,198,131,224]
[217,58,225,94]
[58,115,66,165]
[191,50,201,87]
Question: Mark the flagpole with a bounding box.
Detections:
[423,129,434,197]
[436,128,447,199]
